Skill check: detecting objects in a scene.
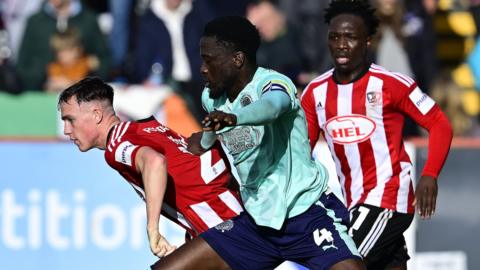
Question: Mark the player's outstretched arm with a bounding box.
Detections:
[135,146,176,257]
[232,90,291,126]
[201,90,291,132]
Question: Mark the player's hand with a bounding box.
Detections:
[147,228,176,258]
[202,110,237,131]
[187,132,207,155]
[413,175,438,219]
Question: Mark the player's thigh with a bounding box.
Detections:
[298,191,363,269]
[150,236,230,270]
[201,214,283,270]
[348,204,413,265]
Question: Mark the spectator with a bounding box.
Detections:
[0,0,43,62]
[131,0,214,120]
[247,0,303,85]
[371,0,413,77]
[404,0,438,94]
[16,0,110,91]
[0,14,21,94]
[108,0,133,77]
[279,0,332,84]
[45,27,99,93]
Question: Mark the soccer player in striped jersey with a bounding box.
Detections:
[300,1,453,269]
[58,77,243,260]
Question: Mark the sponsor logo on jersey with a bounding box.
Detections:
[214,219,234,232]
[366,91,382,105]
[325,115,376,144]
[143,125,169,134]
[409,87,435,115]
[115,141,138,166]
[220,126,260,154]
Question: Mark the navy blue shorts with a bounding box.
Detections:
[200,190,361,270]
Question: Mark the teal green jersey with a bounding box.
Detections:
[202,67,329,229]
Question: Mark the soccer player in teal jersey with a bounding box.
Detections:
[199,57,327,229]
[151,16,365,270]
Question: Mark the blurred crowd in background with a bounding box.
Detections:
[1,0,480,137]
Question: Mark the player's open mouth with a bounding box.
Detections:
[336,57,349,65]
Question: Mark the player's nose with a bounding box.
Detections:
[63,123,72,136]
[200,61,208,75]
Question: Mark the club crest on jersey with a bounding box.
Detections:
[366,91,382,105]
[214,219,234,232]
[240,94,253,107]
[325,115,376,144]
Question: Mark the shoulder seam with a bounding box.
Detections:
[369,65,414,88]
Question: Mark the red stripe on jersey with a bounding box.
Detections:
[326,81,353,206]
[380,109,402,210]
[351,77,378,206]
[300,81,323,150]
[382,174,400,210]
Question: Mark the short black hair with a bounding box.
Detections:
[58,77,114,106]
[202,16,261,63]
[324,0,379,37]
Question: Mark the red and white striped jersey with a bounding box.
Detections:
[104,116,243,236]
[301,64,443,214]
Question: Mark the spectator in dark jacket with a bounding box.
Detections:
[131,0,214,120]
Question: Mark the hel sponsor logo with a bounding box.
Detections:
[115,141,138,166]
[325,115,376,144]
[409,87,435,115]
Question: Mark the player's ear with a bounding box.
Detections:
[366,36,372,48]
[233,51,245,68]
[92,106,103,124]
